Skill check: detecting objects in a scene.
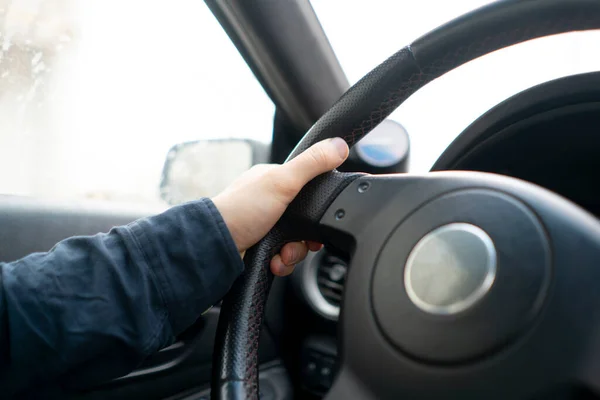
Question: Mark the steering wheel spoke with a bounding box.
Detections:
[212,170,364,397]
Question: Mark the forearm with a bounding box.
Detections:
[0,198,243,394]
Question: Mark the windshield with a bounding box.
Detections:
[0,0,273,205]
[311,0,600,171]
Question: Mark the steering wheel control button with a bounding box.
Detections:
[372,189,550,364]
[301,343,337,395]
[404,223,496,315]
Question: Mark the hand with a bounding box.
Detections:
[212,137,349,277]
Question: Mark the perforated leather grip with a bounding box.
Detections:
[212,227,283,399]
[212,1,600,398]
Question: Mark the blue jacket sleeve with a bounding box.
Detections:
[0,198,244,395]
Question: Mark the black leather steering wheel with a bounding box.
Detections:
[212,1,600,399]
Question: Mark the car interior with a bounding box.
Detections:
[3,0,600,399]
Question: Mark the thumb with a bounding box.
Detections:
[281,137,349,188]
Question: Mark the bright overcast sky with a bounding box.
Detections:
[0,0,599,204]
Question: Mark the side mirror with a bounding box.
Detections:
[160,139,269,205]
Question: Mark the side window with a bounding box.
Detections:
[0,0,274,206]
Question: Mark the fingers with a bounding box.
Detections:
[270,254,296,277]
[306,240,323,252]
[270,241,323,276]
[281,241,309,266]
[270,242,308,276]
[279,138,349,190]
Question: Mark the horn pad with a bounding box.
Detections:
[371,189,551,364]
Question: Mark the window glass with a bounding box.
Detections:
[311,0,600,171]
[0,0,274,206]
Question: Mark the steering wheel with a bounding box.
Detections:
[212,1,600,399]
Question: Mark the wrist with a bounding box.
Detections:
[211,195,244,253]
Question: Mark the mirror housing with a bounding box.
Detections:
[160,139,269,205]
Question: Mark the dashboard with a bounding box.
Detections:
[290,71,600,397]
